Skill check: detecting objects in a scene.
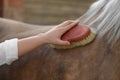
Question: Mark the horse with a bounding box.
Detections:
[0,0,120,80]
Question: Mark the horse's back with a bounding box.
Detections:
[1,36,120,80]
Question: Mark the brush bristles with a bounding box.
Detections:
[51,29,97,49]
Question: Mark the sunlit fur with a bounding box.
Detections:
[78,0,120,47]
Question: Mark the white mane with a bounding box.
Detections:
[78,0,120,47]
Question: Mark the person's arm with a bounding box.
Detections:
[0,20,78,66]
[18,20,78,56]
[0,38,18,65]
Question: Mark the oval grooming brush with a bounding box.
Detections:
[61,24,90,42]
[51,24,97,49]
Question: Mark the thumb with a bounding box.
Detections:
[57,40,70,46]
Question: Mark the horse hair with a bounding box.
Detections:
[78,0,120,47]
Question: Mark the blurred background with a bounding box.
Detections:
[0,0,94,25]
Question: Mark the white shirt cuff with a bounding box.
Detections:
[3,38,18,65]
[0,42,6,65]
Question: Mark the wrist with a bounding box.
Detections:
[36,33,49,45]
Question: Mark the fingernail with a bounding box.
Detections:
[72,21,78,25]
[75,20,79,23]
[75,19,79,22]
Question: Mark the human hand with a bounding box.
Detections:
[41,20,79,46]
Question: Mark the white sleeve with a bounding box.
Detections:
[0,38,18,66]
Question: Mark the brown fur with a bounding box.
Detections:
[0,18,120,80]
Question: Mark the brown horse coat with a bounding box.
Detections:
[0,0,120,79]
[0,18,119,80]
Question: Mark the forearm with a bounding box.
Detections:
[0,18,78,66]
[18,33,47,57]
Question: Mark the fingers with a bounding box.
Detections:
[66,21,79,29]
[47,20,79,46]
[56,39,70,46]
[61,21,79,33]
[58,20,74,27]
